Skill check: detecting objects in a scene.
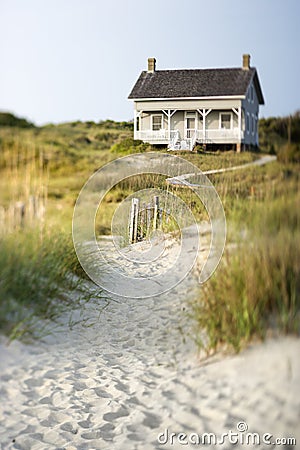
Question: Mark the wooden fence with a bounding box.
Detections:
[0,195,46,233]
[129,195,170,244]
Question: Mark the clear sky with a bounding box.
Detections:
[0,0,299,125]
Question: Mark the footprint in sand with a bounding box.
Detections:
[103,407,130,421]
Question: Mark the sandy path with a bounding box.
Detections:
[1,294,299,450]
[202,154,277,175]
[0,224,299,450]
[166,154,277,187]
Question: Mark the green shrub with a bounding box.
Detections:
[73,135,92,145]
[259,112,300,153]
[110,137,150,154]
[277,143,300,163]
[0,112,35,128]
[98,120,133,131]
[95,132,116,142]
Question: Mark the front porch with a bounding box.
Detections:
[135,128,244,149]
[134,107,247,150]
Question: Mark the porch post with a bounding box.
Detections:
[162,110,176,143]
[133,110,137,139]
[238,107,241,142]
[134,110,143,140]
[232,107,242,152]
[203,109,206,141]
[238,107,242,152]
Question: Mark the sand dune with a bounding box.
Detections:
[0,229,299,449]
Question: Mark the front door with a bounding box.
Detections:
[185,112,196,138]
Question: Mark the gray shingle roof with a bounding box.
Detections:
[128,67,264,104]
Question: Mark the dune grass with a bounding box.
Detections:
[171,148,258,172]
[0,130,101,339]
[0,227,87,339]
[191,161,300,354]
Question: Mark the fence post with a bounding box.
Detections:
[14,201,26,228]
[153,195,159,232]
[129,198,139,244]
[129,196,162,243]
[158,207,163,229]
[146,202,152,238]
[140,202,146,240]
[133,198,139,243]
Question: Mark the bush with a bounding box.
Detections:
[95,132,116,142]
[0,112,35,128]
[73,135,92,145]
[259,112,300,153]
[98,120,133,131]
[110,137,150,154]
[277,143,300,164]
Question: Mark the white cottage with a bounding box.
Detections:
[128,55,264,151]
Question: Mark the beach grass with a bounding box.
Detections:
[0,226,88,339]
[191,161,300,353]
[0,129,102,339]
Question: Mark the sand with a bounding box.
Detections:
[0,226,299,450]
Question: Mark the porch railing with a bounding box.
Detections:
[196,128,242,142]
[135,130,169,141]
[135,128,243,145]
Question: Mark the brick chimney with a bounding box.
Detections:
[242,54,251,70]
[147,57,156,73]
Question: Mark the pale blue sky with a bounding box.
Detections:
[0,0,299,124]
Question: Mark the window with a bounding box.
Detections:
[185,111,196,119]
[152,115,163,131]
[246,112,250,134]
[248,84,254,103]
[220,113,232,129]
[252,114,258,135]
[185,112,196,128]
[186,117,195,129]
[250,85,254,103]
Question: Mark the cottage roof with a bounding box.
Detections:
[128,67,264,104]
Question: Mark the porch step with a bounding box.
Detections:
[168,139,193,151]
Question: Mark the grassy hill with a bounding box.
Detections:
[0,115,258,232]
